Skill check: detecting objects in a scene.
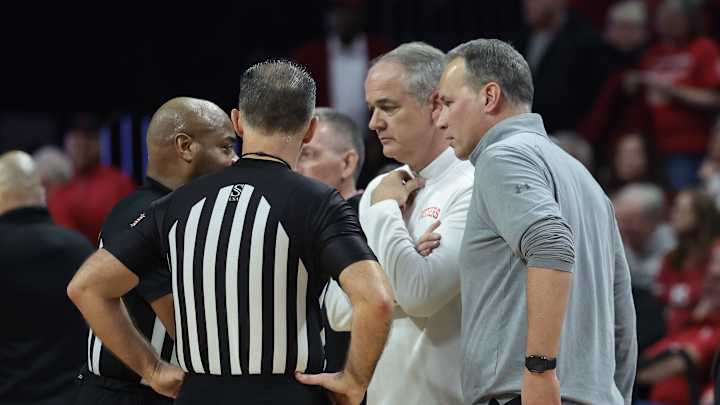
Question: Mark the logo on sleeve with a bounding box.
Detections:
[515,183,531,194]
[130,213,146,228]
[229,184,244,202]
[421,206,440,220]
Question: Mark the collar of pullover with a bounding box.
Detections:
[469,113,548,165]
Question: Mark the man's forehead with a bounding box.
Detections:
[312,122,343,148]
[441,59,466,85]
[365,61,408,99]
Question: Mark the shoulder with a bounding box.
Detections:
[102,189,164,237]
[49,225,96,254]
[364,165,411,193]
[289,170,338,200]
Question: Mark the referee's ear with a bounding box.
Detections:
[230,109,244,140]
[302,116,318,145]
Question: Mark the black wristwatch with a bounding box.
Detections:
[525,355,557,373]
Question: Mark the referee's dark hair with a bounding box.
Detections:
[238,60,317,134]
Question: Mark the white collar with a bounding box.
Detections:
[417,148,457,184]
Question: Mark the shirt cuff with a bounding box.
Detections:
[526,257,574,272]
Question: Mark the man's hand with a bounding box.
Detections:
[521,370,561,405]
[371,171,425,210]
[296,371,365,405]
[146,360,185,399]
[416,220,441,256]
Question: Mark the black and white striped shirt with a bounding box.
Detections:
[105,158,374,376]
[87,177,176,383]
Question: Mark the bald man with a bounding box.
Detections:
[74,97,238,405]
[0,151,95,405]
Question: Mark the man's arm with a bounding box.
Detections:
[610,217,638,404]
[360,171,469,317]
[67,249,183,397]
[297,260,394,405]
[477,147,575,405]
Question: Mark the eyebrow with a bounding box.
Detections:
[370,98,397,106]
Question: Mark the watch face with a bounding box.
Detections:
[526,357,547,372]
[526,355,557,373]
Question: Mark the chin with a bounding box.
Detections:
[451,145,470,161]
[381,145,397,160]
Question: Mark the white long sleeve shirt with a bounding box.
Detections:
[324,147,474,405]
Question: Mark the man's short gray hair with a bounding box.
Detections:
[238,60,316,134]
[374,42,445,104]
[315,107,365,181]
[446,39,534,106]
[615,183,666,221]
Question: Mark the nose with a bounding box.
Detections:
[436,109,449,130]
[368,109,385,132]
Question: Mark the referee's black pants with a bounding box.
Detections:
[74,371,172,405]
[175,374,329,405]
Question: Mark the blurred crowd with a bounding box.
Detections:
[4,0,720,404]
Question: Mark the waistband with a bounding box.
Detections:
[177,373,328,405]
[78,369,159,396]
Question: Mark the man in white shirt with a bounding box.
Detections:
[323,42,473,405]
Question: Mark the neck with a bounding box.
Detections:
[241,133,304,169]
[0,195,44,217]
[146,163,188,191]
[337,179,358,200]
[407,129,449,173]
[495,104,531,126]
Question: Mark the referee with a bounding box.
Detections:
[68,60,394,405]
[75,97,238,405]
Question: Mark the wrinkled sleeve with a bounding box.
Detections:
[476,146,575,272]
[357,175,468,317]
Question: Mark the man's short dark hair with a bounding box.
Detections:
[238,60,316,134]
[315,107,365,181]
[446,39,534,106]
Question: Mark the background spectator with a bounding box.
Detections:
[637,189,720,405]
[601,132,668,197]
[32,146,73,198]
[614,183,675,291]
[514,0,609,133]
[47,116,135,243]
[579,0,650,144]
[613,183,672,356]
[626,0,720,190]
[0,151,94,405]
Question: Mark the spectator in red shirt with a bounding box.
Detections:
[637,189,720,405]
[625,0,720,190]
[47,119,135,243]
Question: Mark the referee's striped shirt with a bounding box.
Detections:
[104,158,375,376]
[87,177,176,382]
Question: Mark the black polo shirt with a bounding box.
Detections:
[86,177,176,382]
[0,207,94,404]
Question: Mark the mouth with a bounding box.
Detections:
[379,137,394,144]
